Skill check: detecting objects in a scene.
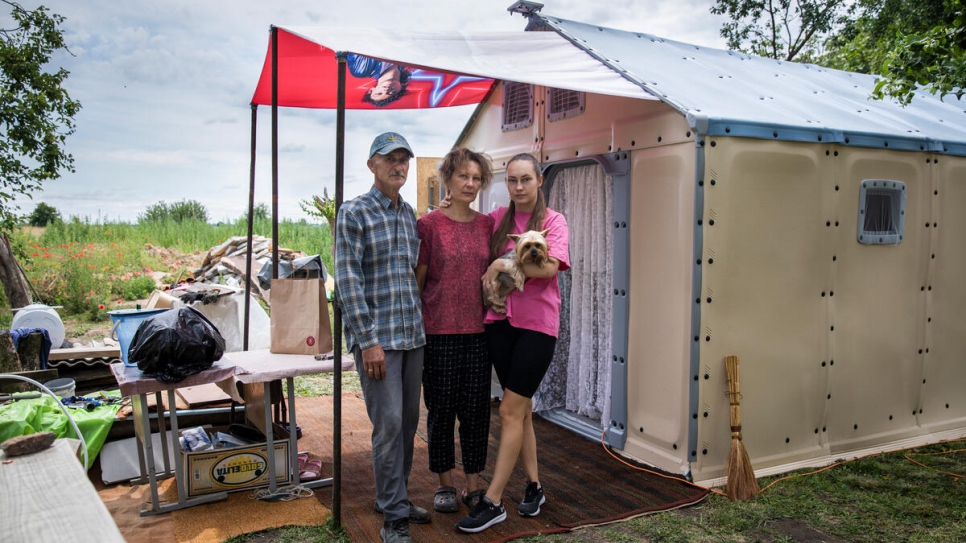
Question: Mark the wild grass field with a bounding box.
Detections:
[0,214,332,332]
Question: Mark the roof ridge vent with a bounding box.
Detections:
[507,1,543,17]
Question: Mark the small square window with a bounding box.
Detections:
[502,82,533,131]
[857,179,905,245]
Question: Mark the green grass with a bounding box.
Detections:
[294,371,360,397]
[513,441,966,543]
[222,517,349,543]
[3,216,332,323]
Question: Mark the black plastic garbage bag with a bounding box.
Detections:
[257,254,327,291]
[129,306,226,383]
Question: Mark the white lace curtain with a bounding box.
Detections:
[534,164,614,429]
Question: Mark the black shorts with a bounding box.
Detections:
[485,319,557,399]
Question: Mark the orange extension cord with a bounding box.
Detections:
[598,431,966,498]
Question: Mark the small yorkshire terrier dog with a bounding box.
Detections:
[483,229,550,314]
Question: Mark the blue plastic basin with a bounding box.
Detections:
[108,308,170,367]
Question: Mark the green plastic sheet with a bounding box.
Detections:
[0,391,122,466]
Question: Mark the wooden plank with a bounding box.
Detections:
[175,383,232,408]
[0,439,125,542]
[49,346,121,361]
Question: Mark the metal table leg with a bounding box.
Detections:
[133,391,227,516]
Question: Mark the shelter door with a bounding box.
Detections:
[535,163,614,428]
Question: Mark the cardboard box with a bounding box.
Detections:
[185,441,291,497]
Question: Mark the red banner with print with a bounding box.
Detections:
[250,28,494,109]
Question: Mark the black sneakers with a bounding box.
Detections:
[456,495,507,533]
[380,518,412,543]
[518,481,546,517]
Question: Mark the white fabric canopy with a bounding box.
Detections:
[279,26,657,101]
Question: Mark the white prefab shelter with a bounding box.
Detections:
[453,12,966,483]
[264,7,966,485]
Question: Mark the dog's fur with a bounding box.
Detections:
[483,229,550,314]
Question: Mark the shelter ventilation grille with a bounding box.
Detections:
[547,88,585,122]
[857,179,906,245]
[502,81,533,131]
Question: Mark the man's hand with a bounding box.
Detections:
[362,344,386,380]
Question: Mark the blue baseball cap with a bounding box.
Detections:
[369,132,414,158]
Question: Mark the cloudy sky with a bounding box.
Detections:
[12,0,727,223]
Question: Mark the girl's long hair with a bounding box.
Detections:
[490,153,546,261]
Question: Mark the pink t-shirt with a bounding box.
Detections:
[484,207,570,337]
[417,210,494,335]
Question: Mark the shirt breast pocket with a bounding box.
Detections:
[404,236,420,269]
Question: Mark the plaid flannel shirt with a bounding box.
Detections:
[335,185,425,352]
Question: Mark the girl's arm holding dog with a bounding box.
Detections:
[482,255,559,285]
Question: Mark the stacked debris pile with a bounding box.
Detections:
[190,235,306,303]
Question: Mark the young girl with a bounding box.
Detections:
[457,153,570,533]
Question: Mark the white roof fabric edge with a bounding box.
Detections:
[278,26,657,101]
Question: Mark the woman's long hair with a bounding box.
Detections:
[490,153,546,261]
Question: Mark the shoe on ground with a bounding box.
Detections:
[518,481,546,517]
[434,486,459,513]
[462,488,486,509]
[380,518,412,543]
[456,495,506,533]
[373,500,432,524]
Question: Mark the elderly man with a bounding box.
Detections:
[335,132,429,543]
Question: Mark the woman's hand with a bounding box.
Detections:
[482,258,507,289]
[438,193,453,209]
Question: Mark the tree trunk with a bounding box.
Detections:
[0,234,32,309]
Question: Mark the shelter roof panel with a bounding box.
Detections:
[539,15,966,154]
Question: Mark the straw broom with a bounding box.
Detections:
[725,355,760,500]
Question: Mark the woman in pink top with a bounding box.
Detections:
[457,153,570,533]
[415,148,495,514]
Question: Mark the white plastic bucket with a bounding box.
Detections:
[108,308,170,367]
[44,377,75,397]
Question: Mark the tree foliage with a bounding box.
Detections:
[710,0,847,61]
[27,201,59,226]
[852,0,964,104]
[712,0,965,104]
[300,188,336,259]
[0,1,80,232]
[139,199,209,223]
[299,188,335,226]
[251,202,269,221]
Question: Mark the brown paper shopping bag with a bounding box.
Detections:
[269,278,333,354]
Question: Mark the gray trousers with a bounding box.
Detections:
[354,346,424,523]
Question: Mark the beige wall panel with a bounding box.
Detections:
[542,94,691,163]
[922,157,966,431]
[460,83,542,168]
[694,139,832,480]
[825,149,929,452]
[621,142,695,474]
